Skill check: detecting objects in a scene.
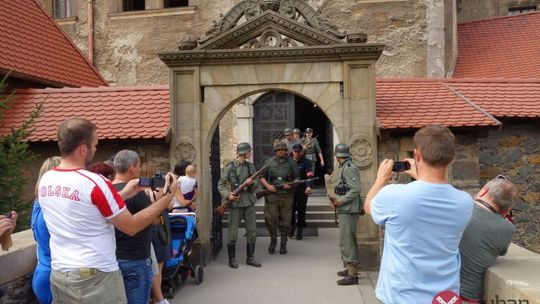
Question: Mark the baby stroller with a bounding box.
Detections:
[162,211,203,298]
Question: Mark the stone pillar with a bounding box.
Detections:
[426,0,446,77]
[342,60,380,270]
[169,67,212,265]
[234,103,254,148]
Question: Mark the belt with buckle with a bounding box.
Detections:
[79,268,98,278]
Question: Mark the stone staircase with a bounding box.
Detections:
[221,189,338,228]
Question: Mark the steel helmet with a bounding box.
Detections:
[237,142,252,155]
[293,128,301,134]
[283,128,293,135]
[334,143,350,157]
[274,141,288,151]
[305,127,313,134]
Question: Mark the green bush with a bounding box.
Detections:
[0,75,42,231]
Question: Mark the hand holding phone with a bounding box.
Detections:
[392,161,410,172]
[2,211,12,219]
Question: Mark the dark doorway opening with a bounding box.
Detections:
[253,92,333,187]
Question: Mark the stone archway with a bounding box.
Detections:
[159,0,384,267]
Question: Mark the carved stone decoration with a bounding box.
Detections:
[259,0,280,11]
[178,35,198,50]
[347,33,368,44]
[200,1,261,43]
[349,136,374,169]
[278,0,346,39]
[241,30,302,48]
[174,142,196,163]
[261,30,282,47]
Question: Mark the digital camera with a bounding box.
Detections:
[139,171,169,190]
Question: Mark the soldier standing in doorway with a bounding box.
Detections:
[260,141,300,255]
[329,143,362,286]
[303,128,325,173]
[218,143,262,268]
[290,144,314,240]
[292,128,302,146]
[281,127,295,154]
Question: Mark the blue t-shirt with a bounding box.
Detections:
[31,200,51,268]
[371,180,473,304]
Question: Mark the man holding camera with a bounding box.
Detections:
[365,125,473,303]
[38,118,177,303]
[459,176,517,303]
[218,142,262,268]
[112,150,162,304]
[329,143,362,286]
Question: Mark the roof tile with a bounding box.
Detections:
[0,0,107,87]
[454,12,540,78]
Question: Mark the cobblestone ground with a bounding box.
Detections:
[169,228,379,304]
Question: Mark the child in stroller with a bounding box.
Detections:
[161,211,203,298]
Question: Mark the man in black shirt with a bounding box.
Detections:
[113,150,156,304]
[290,144,314,240]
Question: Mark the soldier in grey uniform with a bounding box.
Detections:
[292,128,302,145]
[281,127,295,154]
[303,128,325,173]
[330,143,362,285]
[259,141,300,255]
[218,143,262,268]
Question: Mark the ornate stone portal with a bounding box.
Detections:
[160,0,384,268]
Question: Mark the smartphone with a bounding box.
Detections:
[138,177,151,187]
[392,161,410,172]
[3,211,12,219]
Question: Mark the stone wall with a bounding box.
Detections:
[40,0,434,84]
[457,0,540,22]
[479,121,540,253]
[377,131,480,193]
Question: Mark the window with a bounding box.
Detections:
[123,0,145,11]
[53,0,72,18]
[508,5,537,15]
[164,0,189,8]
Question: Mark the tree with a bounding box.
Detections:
[0,74,42,231]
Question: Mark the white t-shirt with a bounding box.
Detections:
[172,175,198,208]
[38,168,126,272]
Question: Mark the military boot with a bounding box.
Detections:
[295,227,303,240]
[337,265,358,286]
[337,268,348,277]
[227,244,238,269]
[268,235,277,254]
[246,243,262,267]
[279,235,287,254]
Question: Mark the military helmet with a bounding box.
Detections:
[293,128,301,134]
[274,141,288,151]
[305,127,314,134]
[237,142,252,155]
[334,143,350,157]
[283,127,293,135]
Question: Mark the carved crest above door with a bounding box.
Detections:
[195,0,347,50]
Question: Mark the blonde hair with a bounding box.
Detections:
[185,165,196,177]
[35,156,62,195]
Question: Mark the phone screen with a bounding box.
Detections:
[392,161,410,172]
[138,177,151,187]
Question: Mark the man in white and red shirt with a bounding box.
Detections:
[38,118,177,304]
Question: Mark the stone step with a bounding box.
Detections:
[221,219,338,229]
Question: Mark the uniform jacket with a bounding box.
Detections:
[294,156,313,194]
[262,155,300,194]
[218,160,259,208]
[334,158,362,214]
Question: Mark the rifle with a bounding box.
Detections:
[256,177,319,199]
[302,135,319,150]
[216,159,272,216]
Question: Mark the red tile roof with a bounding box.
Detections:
[454,12,540,78]
[447,79,540,118]
[1,78,537,141]
[0,86,169,142]
[376,79,501,129]
[0,0,107,87]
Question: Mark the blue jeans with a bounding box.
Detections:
[118,258,153,304]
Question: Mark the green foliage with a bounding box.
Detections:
[0,74,42,231]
